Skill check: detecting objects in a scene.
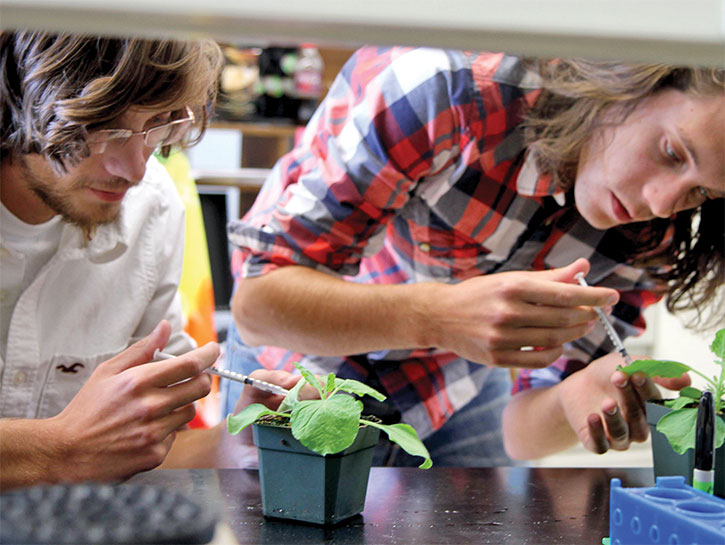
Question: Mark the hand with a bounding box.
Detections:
[224,370,320,467]
[430,258,619,367]
[47,320,219,482]
[558,352,691,454]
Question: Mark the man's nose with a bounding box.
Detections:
[100,136,150,183]
[646,178,691,219]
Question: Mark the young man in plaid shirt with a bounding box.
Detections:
[223,46,723,465]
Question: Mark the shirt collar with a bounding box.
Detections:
[516,150,567,206]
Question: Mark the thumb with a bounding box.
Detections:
[540,258,590,284]
[105,320,172,373]
[653,373,692,392]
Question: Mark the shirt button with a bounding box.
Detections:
[418,242,431,253]
[13,371,27,385]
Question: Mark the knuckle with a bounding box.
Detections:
[133,398,165,422]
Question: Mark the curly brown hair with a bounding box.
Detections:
[0,30,223,173]
[524,59,724,329]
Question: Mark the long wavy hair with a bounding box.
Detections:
[524,60,724,329]
[0,31,223,173]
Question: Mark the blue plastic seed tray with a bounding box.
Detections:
[607,476,725,545]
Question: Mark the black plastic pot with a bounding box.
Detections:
[646,400,725,497]
[252,421,380,525]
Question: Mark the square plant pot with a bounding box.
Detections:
[646,400,725,498]
[252,421,380,525]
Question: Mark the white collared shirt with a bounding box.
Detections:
[0,156,194,419]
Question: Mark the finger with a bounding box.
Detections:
[540,258,591,284]
[601,400,630,450]
[653,373,692,392]
[504,303,601,329]
[522,281,619,309]
[104,321,172,374]
[583,413,610,454]
[629,372,661,403]
[611,372,649,443]
[144,342,220,387]
[249,369,304,392]
[488,322,595,350]
[485,346,564,368]
[149,404,198,436]
[161,373,213,411]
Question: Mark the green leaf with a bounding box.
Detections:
[664,397,697,410]
[679,386,702,399]
[716,416,725,450]
[367,421,433,469]
[227,404,276,435]
[333,378,387,402]
[619,359,691,379]
[293,362,325,397]
[710,328,725,359]
[656,408,697,454]
[290,395,363,455]
[325,373,336,396]
[278,379,305,413]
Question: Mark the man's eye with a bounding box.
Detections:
[695,186,710,200]
[665,141,681,163]
[146,112,172,128]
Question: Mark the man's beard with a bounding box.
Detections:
[20,158,129,238]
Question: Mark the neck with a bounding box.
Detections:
[0,157,57,224]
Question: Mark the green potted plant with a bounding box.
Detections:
[618,327,725,496]
[227,363,432,525]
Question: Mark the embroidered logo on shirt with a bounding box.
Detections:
[56,363,85,374]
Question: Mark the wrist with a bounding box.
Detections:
[403,282,449,349]
[0,418,69,490]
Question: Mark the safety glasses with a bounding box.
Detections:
[85,106,195,154]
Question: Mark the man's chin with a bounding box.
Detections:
[61,206,121,238]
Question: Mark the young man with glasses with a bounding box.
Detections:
[0,31,299,490]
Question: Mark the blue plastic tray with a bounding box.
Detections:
[608,476,725,545]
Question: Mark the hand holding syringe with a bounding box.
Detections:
[574,272,633,366]
[153,349,289,396]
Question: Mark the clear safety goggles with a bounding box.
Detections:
[85,106,195,154]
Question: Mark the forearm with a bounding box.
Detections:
[232,266,436,356]
[0,418,66,490]
[501,385,578,460]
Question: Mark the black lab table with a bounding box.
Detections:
[128,466,653,544]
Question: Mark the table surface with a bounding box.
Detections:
[128,466,654,544]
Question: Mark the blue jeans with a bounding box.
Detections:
[221,323,515,467]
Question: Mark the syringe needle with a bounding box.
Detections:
[574,273,633,366]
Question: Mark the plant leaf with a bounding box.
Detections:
[715,416,725,450]
[333,378,387,402]
[293,361,325,397]
[678,386,702,399]
[619,359,691,379]
[325,373,336,396]
[369,422,432,469]
[290,395,363,455]
[664,397,697,410]
[710,328,725,360]
[656,408,697,454]
[278,379,305,413]
[227,404,276,435]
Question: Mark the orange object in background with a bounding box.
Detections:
[157,149,220,429]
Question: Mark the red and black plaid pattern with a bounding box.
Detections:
[227,47,668,439]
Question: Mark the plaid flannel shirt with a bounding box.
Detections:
[228,46,668,440]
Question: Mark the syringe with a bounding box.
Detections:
[574,272,633,366]
[153,349,290,396]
